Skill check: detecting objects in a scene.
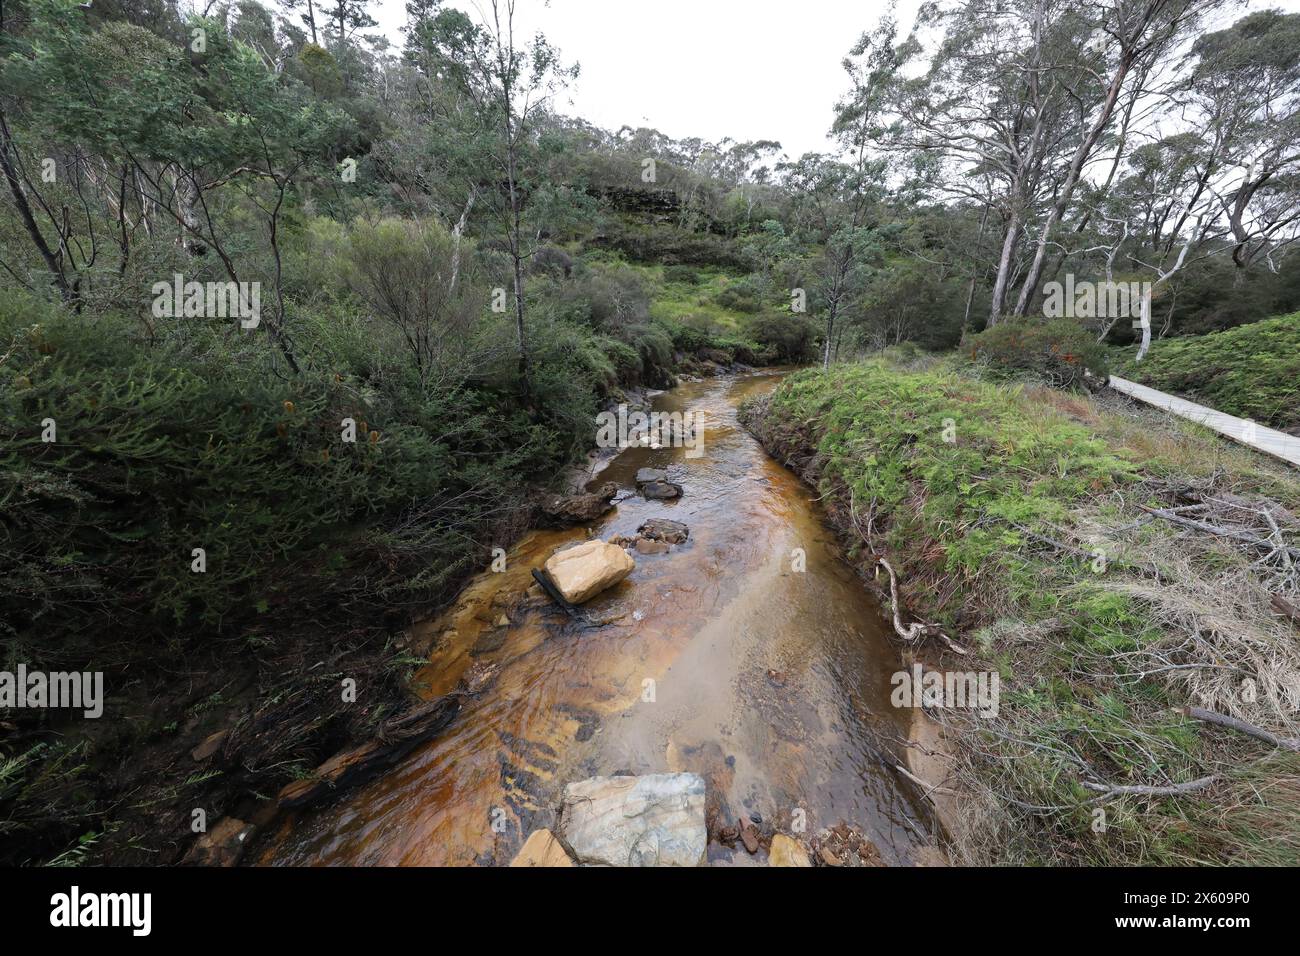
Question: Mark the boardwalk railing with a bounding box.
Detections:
[1108,375,1300,469]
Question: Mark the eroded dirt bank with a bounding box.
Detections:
[256,372,941,866]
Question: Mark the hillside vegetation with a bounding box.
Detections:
[1118,313,1300,433]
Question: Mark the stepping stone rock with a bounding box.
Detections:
[543,540,635,604]
[539,482,618,526]
[642,480,683,500]
[559,773,707,867]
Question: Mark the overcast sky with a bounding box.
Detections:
[366,0,1299,161]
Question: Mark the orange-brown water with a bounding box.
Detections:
[258,372,934,866]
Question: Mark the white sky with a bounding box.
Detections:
[368,0,1297,161]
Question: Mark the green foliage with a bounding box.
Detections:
[588,217,750,269]
[1117,313,1300,430]
[967,318,1109,388]
[0,290,548,641]
[663,264,701,285]
[742,313,816,363]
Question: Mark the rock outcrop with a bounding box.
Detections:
[558,773,707,867]
[543,540,635,604]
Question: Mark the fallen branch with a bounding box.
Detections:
[1178,705,1300,752]
[893,763,957,798]
[1081,775,1219,801]
[875,557,968,654]
[1139,506,1300,562]
[278,695,461,809]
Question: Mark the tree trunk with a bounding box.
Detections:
[1012,54,1134,316]
[988,212,1021,326]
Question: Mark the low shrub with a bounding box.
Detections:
[966,317,1108,388]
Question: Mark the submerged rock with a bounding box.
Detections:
[635,467,669,485]
[539,481,618,526]
[642,480,683,500]
[543,540,635,604]
[559,773,707,867]
[509,828,574,867]
[635,538,670,555]
[637,518,689,544]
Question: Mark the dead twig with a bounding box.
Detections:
[1081,775,1219,801]
[1139,506,1300,562]
[1179,705,1300,752]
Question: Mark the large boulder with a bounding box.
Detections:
[558,773,707,867]
[539,482,617,526]
[543,540,635,604]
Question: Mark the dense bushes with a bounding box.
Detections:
[743,313,816,363]
[966,317,1109,388]
[0,289,569,648]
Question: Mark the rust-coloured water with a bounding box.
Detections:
[258,373,934,866]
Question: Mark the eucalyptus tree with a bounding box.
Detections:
[2,1,351,367]
[404,0,579,391]
[877,0,1084,324]
[1010,0,1235,317]
[779,23,900,367]
[1186,9,1300,273]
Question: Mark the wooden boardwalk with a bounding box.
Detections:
[1108,375,1300,469]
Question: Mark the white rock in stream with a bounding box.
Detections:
[544,540,635,604]
[559,773,707,867]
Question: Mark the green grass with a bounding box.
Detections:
[1117,312,1300,431]
[644,264,752,333]
[744,359,1300,865]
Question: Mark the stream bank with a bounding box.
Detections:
[256,371,945,866]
